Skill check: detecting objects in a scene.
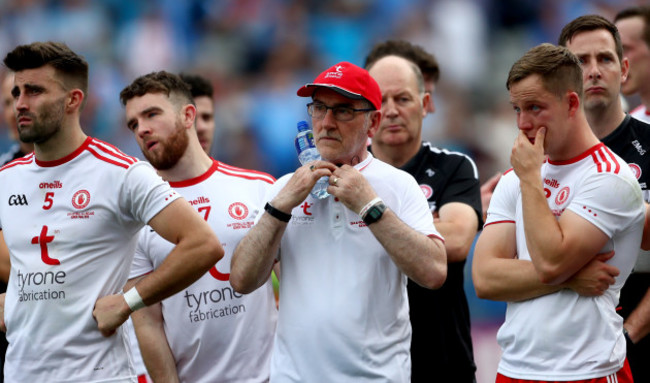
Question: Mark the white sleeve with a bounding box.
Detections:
[129,227,154,279]
[394,172,441,239]
[120,161,182,224]
[485,170,519,226]
[567,172,644,237]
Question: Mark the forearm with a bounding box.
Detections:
[519,176,568,282]
[624,287,650,343]
[231,213,285,294]
[368,208,446,289]
[134,233,222,306]
[132,304,179,382]
[434,220,477,263]
[473,257,562,301]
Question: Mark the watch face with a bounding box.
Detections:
[364,202,386,224]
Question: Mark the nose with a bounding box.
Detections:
[383,98,398,118]
[14,93,28,112]
[517,112,534,132]
[320,108,337,129]
[584,60,601,80]
[136,120,152,138]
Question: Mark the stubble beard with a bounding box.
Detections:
[18,97,65,144]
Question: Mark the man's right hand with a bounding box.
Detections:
[563,251,619,296]
[272,161,334,212]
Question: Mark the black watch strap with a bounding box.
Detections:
[265,202,292,222]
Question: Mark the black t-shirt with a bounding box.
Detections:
[372,142,482,382]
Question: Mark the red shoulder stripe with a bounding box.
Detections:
[216,161,275,184]
[0,154,34,171]
[89,138,138,164]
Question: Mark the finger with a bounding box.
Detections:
[595,250,615,262]
[535,127,546,149]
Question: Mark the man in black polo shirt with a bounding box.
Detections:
[366,43,482,383]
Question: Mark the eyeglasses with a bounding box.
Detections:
[307,102,374,122]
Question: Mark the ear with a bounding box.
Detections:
[66,89,84,112]
[567,91,580,117]
[620,57,630,84]
[182,104,197,129]
[422,92,432,117]
[366,110,382,138]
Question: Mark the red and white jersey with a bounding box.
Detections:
[268,153,442,382]
[0,137,179,383]
[486,143,644,380]
[130,160,277,383]
[630,104,650,124]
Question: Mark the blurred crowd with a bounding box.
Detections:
[0,0,643,179]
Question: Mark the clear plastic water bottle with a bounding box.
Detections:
[295,121,330,199]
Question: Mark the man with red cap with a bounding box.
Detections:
[231,62,447,382]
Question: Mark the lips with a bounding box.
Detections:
[586,86,605,94]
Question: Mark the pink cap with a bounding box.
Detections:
[297,62,381,110]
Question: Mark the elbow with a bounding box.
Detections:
[420,246,447,289]
[229,269,254,294]
[472,275,494,300]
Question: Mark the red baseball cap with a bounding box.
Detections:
[297,62,382,110]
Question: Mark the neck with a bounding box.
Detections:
[371,141,419,168]
[18,141,33,155]
[585,102,626,140]
[159,139,213,182]
[34,119,87,162]
[551,117,601,161]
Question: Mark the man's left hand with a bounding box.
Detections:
[327,164,378,214]
[93,294,131,337]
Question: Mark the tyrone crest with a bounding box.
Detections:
[228,202,248,220]
[72,190,90,209]
[555,186,570,206]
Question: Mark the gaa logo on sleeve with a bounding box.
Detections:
[71,190,91,209]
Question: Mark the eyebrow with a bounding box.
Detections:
[126,106,163,130]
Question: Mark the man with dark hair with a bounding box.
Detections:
[616,6,650,124]
[231,61,447,382]
[473,43,644,382]
[558,14,650,381]
[179,73,215,154]
[366,51,481,382]
[0,42,223,382]
[121,71,277,383]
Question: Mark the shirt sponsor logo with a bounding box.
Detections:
[184,285,246,323]
[632,140,646,156]
[71,190,90,209]
[39,180,63,189]
[8,194,28,206]
[16,269,67,302]
[228,202,248,220]
[629,163,642,180]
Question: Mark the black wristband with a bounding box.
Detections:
[265,202,292,222]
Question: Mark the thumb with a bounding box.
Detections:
[595,250,615,262]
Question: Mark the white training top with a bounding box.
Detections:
[630,104,650,124]
[130,160,278,383]
[268,153,443,383]
[0,137,179,383]
[486,143,644,380]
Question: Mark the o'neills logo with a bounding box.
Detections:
[71,190,90,209]
[188,196,210,206]
[228,202,248,220]
[39,180,63,189]
[544,178,560,188]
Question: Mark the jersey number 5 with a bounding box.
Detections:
[43,192,54,210]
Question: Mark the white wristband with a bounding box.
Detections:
[358,197,383,219]
[123,287,146,312]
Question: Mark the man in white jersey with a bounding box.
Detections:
[472,43,644,382]
[615,6,650,124]
[231,62,447,382]
[0,42,223,383]
[120,71,277,382]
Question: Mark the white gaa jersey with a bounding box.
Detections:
[486,143,644,380]
[130,160,277,383]
[0,137,180,383]
[268,153,443,383]
[631,104,650,124]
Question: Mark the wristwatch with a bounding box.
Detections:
[362,202,386,225]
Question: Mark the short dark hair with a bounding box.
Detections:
[615,6,650,48]
[558,15,623,63]
[179,73,214,99]
[4,41,89,105]
[120,71,194,107]
[365,40,440,83]
[507,43,583,100]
